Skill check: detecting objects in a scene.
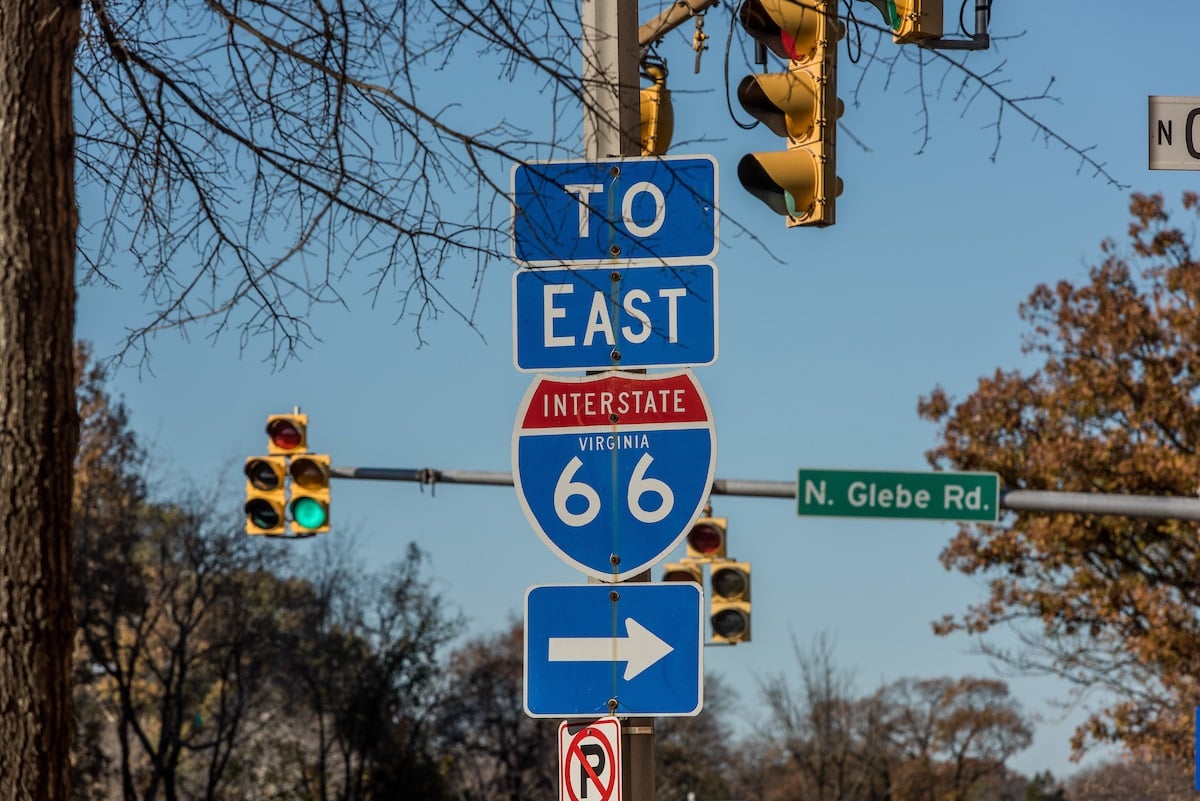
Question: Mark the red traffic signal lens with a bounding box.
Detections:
[712,608,750,640]
[712,566,749,600]
[245,499,282,530]
[687,522,724,555]
[267,418,304,452]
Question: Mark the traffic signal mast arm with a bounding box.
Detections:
[324,464,1200,522]
[638,0,719,48]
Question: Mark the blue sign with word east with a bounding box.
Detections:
[524,583,703,718]
[513,262,718,372]
[511,156,718,265]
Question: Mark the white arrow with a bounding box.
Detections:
[548,617,674,680]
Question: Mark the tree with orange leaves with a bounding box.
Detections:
[920,192,1200,764]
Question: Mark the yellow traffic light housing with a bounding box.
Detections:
[288,454,330,534]
[710,561,751,644]
[662,561,703,583]
[862,0,942,43]
[244,456,287,535]
[891,0,942,42]
[738,69,819,140]
[685,516,727,561]
[738,0,843,227]
[639,60,674,156]
[266,413,308,455]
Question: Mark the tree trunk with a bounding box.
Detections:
[0,1,81,799]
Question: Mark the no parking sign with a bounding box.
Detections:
[560,717,621,801]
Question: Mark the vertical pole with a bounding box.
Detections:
[622,712,656,801]
[581,0,641,159]
[588,567,654,801]
[581,0,652,797]
[617,574,654,801]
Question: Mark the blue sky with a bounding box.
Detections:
[76,0,1199,781]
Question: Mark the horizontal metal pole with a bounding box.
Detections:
[710,478,795,498]
[329,466,795,497]
[1000,489,1200,522]
[329,466,515,487]
[330,466,1200,522]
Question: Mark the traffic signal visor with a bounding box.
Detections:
[738,149,840,225]
[710,561,751,644]
[288,454,330,534]
[739,0,826,62]
[266,413,308,455]
[244,456,287,535]
[738,69,819,141]
[686,516,728,560]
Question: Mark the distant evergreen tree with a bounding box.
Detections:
[1024,770,1066,801]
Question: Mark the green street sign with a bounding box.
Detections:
[796,468,1001,522]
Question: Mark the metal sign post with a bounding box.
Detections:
[581,0,655,795]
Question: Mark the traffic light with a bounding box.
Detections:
[288,454,330,534]
[737,0,843,227]
[244,456,287,535]
[686,516,727,561]
[639,59,674,156]
[266,413,308,455]
[861,0,942,43]
[662,561,703,583]
[710,561,751,644]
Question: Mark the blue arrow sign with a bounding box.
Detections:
[524,583,704,718]
[513,263,718,372]
[511,156,718,265]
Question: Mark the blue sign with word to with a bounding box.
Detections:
[512,263,718,372]
[524,583,703,718]
[511,156,718,265]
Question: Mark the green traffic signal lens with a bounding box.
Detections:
[290,496,328,530]
[784,190,800,218]
[245,499,281,530]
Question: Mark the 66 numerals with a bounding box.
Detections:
[555,452,673,526]
[515,424,714,578]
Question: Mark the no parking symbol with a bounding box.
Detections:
[559,717,621,801]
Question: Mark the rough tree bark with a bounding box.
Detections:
[0,1,81,799]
